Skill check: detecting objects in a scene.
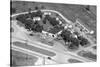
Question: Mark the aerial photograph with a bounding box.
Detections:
[10,0,97,66]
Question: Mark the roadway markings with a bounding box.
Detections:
[12,36,93,62]
[11,9,95,63]
[13,41,56,57]
[12,45,61,65]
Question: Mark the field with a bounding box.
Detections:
[10,0,97,66]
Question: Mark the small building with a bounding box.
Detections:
[89,30,94,34]
[42,30,57,38]
[33,17,41,21]
[44,12,51,15]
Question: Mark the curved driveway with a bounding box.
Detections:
[11,9,94,62]
[11,9,72,24]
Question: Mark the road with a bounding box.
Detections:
[11,9,95,65]
[11,9,72,24]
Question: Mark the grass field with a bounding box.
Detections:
[11,50,38,66]
[11,1,96,39]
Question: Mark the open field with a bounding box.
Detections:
[10,0,97,66]
[11,49,38,66]
[11,1,96,36]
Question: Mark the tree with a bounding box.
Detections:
[24,19,33,30]
[70,38,79,47]
[43,17,47,24]
[16,14,27,23]
[68,43,78,49]
[60,30,72,42]
[78,36,89,46]
[80,38,89,46]
[49,18,59,26]
[35,6,39,10]
[45,15,59,26]
[35,10,43,18]
[34,24,43,32]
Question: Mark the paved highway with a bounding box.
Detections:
[11,9,94,64]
